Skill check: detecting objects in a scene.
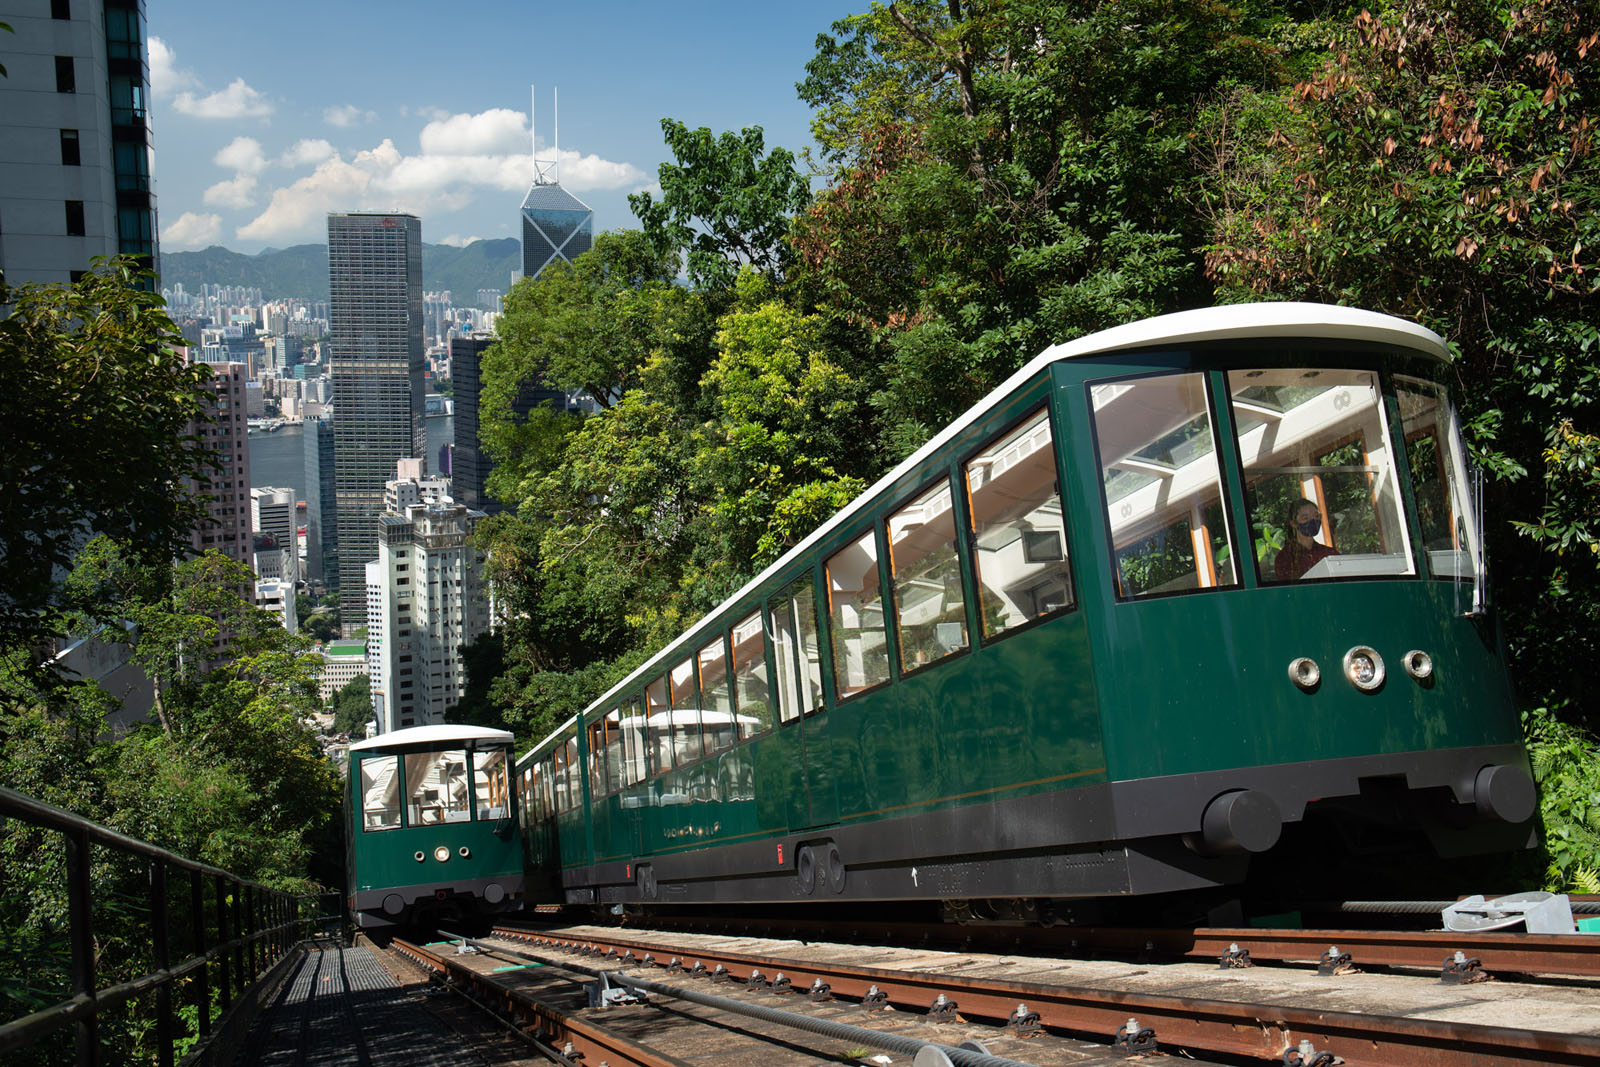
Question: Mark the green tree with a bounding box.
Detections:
[629,119,813,290]
[793,0,1280,455]
[329,673,371,735]
[1197,0,1600,723]
[0,259,215,651]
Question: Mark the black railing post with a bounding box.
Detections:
[215,874,231,1010]
[64,826,98,1067]
[233,880,245,984]
[151,860,173,1067]
[190,868,209,1036]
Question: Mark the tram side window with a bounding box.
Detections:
[769,574,823,722]
[645,675,672,772]
[1092,374,1237,598]
[890,477,969,670]
[405,749,469,825]
[667,657,701,763]
[360,754,401,831]
[620,696,647,785]
[1396,377,1478,580]
[965,408,1075,636]
[474,749,510,820]
[559,737,581,812]
[1229,369,1414,583]
[698,636,739,754]
[588,717,608,799]
[731,610,772,738]
[827,530,892,697]
[601,708,624,794]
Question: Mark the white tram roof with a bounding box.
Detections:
[350,724,514,752]
[522,302,1448,760]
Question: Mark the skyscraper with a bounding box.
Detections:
[327,212,424,617]
[520,183,593,280]
[303,415,337,589]
[451,332,575,515]
[519,88,592,280]
[0,0,158,283]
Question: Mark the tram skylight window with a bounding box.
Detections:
[1091,373,1237,598]
[1229,368,1415,584]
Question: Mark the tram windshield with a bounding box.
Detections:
[405,748,471,824]
[1228,369,1414,584]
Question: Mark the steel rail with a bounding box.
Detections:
[562,910,1600,979]
[391,937,691,1067]
[445,931,1045,1067]
[495,927,1600,1067]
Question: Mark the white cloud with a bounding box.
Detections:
[281,139,337,167]
[214,136,268,174]
[204,174,258,209]
[174,78,273,120]
[324,104,378,128]
[237,141,402,242]
[436,234,485,248]
[419,108,528,156]
[147,37,198,97]
[235,109,647,245]
[162,212,223,249]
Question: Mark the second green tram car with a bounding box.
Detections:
[346,725,525,928]
[516,303,1536,913]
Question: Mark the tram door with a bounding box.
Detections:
[770,575,839,829]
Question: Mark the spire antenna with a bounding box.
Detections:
[532,85,559,186]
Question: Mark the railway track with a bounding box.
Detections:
[572,911,1600,980]
[386,932,1143,1066]
[491,922,1600,1067]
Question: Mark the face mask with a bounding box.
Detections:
[1297,517,1322,537]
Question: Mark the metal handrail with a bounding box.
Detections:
[0,786,319,1067]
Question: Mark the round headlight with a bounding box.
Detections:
[434,845,451,863]
[458,846,471,859]
[1288,657,1321,691]
[1403,649,1434,681]
[1342,646,1386,691]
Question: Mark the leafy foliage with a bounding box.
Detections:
[329,673,372,736]
[1524,705,1600,890]
[0,259,215,650]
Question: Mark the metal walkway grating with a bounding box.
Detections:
[235,944,486,1067]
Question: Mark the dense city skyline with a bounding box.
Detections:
[146,0,855,254]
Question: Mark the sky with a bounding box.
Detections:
[148,0,860,254]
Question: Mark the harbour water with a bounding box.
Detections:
[247,415,455,501]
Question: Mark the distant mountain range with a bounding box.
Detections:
[156,239,522,308]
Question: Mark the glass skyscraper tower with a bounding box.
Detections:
[328,212,424,615]
[520,182,593,279]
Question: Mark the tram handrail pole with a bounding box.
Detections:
[190,868,210,1036]
[64,825,98,1067]
[151,859,173,1067]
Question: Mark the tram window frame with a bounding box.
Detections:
[961,404,1078,643]
[730,608,773,739]
[620,694,647,786]
[645,674,673,773]
[1088,371,1241,601]
[1226,366,1416,586]
[587,716,608,799]
[358,753,401,832]
[888,474,971,675]
[696,633,739,756]
[1394,375,1479,582]
[669,656,703,764]
[825,528,893,701]
[769,571,825,721]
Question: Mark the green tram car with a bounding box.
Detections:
[515,303,1537,916]
[347,725,525,929]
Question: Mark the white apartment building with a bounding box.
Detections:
[365,477,489,733]
[251,485,298,586]
[254,577,296,634]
